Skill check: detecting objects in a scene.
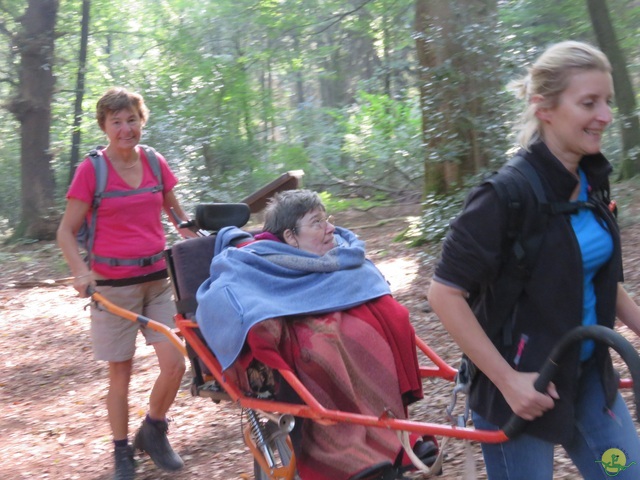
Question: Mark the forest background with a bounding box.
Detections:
[1,2,640,478]
[0,0,639,244]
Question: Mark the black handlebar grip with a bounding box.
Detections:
[502,355,559,438]
[502,325,640,439]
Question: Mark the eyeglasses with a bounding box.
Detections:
[294,214,335,232]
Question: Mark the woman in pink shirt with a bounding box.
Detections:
[57,87,195,480]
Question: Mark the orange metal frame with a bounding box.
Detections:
[175,315,510,444]
[244,425,297,480]
[91,290,634,445]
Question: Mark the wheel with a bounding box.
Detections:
[253,419,297,480]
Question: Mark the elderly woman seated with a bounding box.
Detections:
[195,189,437,480]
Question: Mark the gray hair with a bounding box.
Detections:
[508,40,612,149]
[262,189,325,241]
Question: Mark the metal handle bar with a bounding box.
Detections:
[502,325,640,438]
[169,207,209,236]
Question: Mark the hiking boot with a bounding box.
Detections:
[133,418,184,471]
[114,444,135,480]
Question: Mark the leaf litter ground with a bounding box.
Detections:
[3,199,640,479]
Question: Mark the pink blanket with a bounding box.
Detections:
[245,294,423,479]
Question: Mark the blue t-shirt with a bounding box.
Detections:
[571,168,613,360]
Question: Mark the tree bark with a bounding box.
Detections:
[68,0,91,187]
[415,0,448,195]
[293,35,305,106]
[7,0,59,239]
[586,0,640,178]
[457,0,499,174]
[415,0,499,196]
[318,34,349,108]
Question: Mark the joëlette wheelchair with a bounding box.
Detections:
[90,171,640,480]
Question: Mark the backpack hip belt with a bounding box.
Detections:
[92,251,165,267]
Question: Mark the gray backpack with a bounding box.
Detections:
[76,145,164,266]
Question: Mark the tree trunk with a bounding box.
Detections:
[415,0,448,195]
[7,0,59,239]
[456,0,499,174]
[68,0,91,187]
[415,0,499,196]
[382,11,391,97]
[586,0,640,179]
[318,35,349,108]
[293,35,305,106]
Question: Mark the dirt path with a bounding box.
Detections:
[2,202,640,479]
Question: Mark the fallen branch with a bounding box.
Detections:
[5,277,73,289]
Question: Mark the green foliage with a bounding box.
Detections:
[1,0,638,238]
[0,2,27,228]
[417,4,515,196]
[415,191,465,246]
[499,0,593,45]
[413,168,499,247]
[0,135,21,228]
[269,143,310,173]
[318,191,385,214]
[613,177,640,228]
[341,91,423,190]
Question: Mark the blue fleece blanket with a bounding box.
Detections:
[195,226,391,370]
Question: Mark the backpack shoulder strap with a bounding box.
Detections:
[88,147,108,208]
[485,170,521,242]
[486,155,549,269]
[84,147,107,264]
[138,144,163,189]
[96,145,164,201]
[455,157,550,395]
[478,156,550,346]
[507,155,547,205]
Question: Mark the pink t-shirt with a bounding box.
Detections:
[67,147,178,279]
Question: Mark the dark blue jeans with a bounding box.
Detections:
[472,361,640,479]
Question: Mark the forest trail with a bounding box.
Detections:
[3,200,640,479]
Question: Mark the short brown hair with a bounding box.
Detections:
[96,87,149,131]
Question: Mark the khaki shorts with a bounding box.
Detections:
[90,278,176,362]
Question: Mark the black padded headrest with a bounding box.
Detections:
[195,203,251,232]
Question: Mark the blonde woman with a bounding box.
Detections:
[428,41,640,479]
